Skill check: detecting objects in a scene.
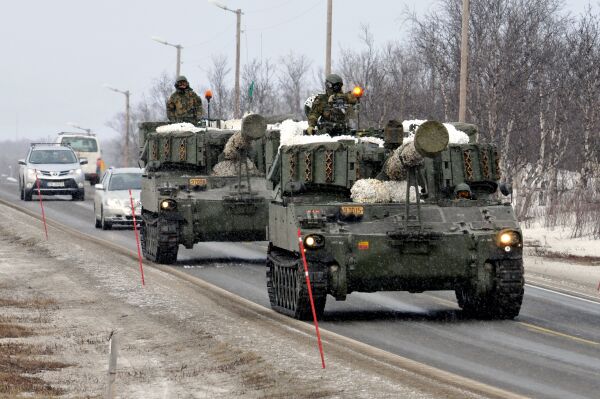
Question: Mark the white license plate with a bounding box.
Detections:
[47,182,64,187]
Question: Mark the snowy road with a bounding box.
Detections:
[1,180,599,399]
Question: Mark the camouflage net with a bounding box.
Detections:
[212,159,259,177]
[350,179,418,203]
[383,142,424,181]
[223,131,251,161]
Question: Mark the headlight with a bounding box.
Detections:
[303,234,325,249]
[160,199,177,211]
[106,198,122,208]
[496,230,521,248]
[69,168,83,175]
[27,169,37,179]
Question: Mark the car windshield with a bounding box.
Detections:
[108,173,142,191]
[60,137,98,152]
[29,150,77,164]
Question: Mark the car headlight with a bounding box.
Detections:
[106,198,122,208]
[160,199,177,211]
[496,229,521,250]
[303,234,325,249]
[27,169,38,179]
[69,168,83,175]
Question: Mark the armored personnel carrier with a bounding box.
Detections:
[138,115,274,264]
[265,121,524,320]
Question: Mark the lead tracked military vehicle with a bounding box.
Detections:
[265,121,524,320]
[138,115,273,264]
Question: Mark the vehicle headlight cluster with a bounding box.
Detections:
[303,234,325,249]
[106,198,123,208]
[496,229,522,252]
[27,169,38,179]
[69,168,83,175]
[160,199,177,211]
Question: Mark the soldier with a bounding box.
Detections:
[307,73,358,135]
[166,76,204,123]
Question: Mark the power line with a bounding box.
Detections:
[186,22,236,48]
[244,0,296,14]
[245,0,322,32]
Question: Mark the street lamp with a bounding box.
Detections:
[66,122,92,135]
[209,0,242,119]
[104,84,131,167]
[152,36,183,77]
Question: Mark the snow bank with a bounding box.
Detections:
[156,123,202,133]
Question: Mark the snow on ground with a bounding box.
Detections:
[523,221,600,257]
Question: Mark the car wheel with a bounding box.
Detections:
[19,184,24,200]
[94,205,101,228]
[23,188,33,201]
[101,208,111,230]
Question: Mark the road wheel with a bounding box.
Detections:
[456,259,524,319]
[141,215,179,264]
[100,208,112,230]
[23,188,33,201]
[266,247,327,320]
[19,185,24,200]
[72,190,85,201]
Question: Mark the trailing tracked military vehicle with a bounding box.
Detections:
[138,115,274,264]
[265,121,524,320]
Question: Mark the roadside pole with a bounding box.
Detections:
[35,171,48,240]
[105,331,118,399]
[129,189,145,286]
[297,228,326,369]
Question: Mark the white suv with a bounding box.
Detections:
[18,144,87,201]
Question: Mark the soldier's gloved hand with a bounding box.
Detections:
[306,126,315,135]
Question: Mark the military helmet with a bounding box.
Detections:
[175,75,189,88]
[325,74,343,85]
[454,183,472,199]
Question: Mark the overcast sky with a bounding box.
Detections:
[0,0,594,141]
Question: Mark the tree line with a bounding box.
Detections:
[106,0,599,228]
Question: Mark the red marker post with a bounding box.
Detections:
[297,228,326,369]
[35,171,48,240]
[129,189,145,286]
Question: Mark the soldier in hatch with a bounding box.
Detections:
[166,76,204,123]
[306,73,358,136]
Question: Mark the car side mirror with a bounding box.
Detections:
[95,184,104,190]
[80,158,88,165]
[18,159,26,166]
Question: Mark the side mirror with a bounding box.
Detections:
[95,184,104,190]
[80,158,88,165]
[18,159,26,166]
[499,182,512,196]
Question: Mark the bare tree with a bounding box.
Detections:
[278,51,312,117]
[208,54,232,119]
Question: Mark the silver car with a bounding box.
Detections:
[94,167,143,229]
[18,144,87,201]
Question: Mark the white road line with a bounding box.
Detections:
[525,283,600,305]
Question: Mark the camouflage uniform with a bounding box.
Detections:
[307,74,357,135]
[166,76,204,123]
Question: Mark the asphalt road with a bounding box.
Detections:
[1,180,599,399]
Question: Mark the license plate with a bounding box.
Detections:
[47,182,64,187]
[189,178,207,186]
[341,206,364,216]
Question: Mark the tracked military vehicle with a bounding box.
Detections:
[138,115,273,264]
[265,121,524,320]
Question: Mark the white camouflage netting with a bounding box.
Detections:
[212,159,259,177]
[223,131,250,161]
[350,179,418,203]
[156,123,202,133]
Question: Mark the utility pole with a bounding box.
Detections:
[105,85,131,166]
[235,8,241,119]
[210,1,243,119]
[325,0,333,76]
[458,0,470,122]
[152,37,183,77]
